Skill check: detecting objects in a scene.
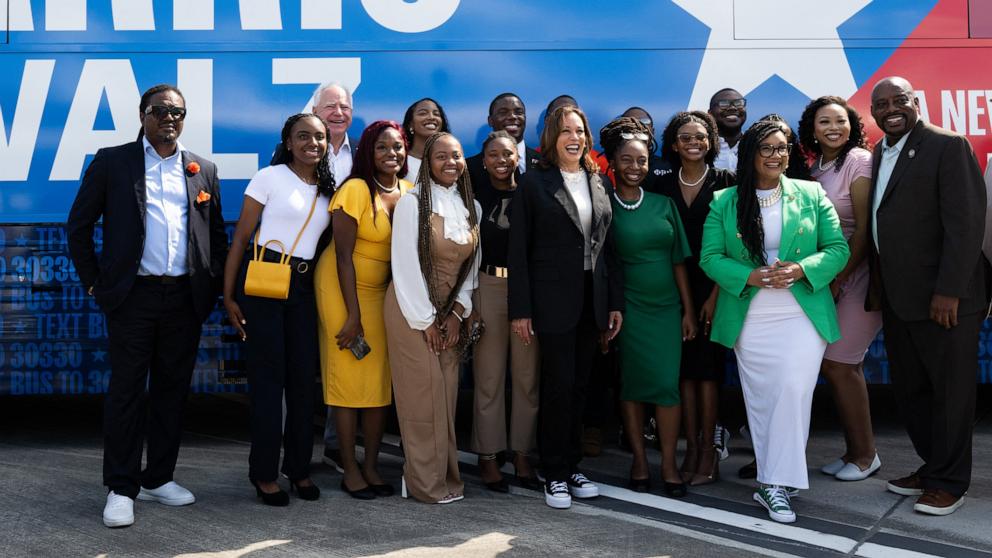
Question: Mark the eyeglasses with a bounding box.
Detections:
[758,144,792,158]
[621,132,650,141]
[677,133,708,144]
[714,99,746,110]
[144,105,187,120]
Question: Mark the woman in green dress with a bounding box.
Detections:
[600,118,697,497]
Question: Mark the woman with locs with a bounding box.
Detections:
[384,132,481,504]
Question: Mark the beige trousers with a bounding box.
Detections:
[470,272,541,455]
[384,284,463,503]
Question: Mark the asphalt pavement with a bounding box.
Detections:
[1,387,990,558]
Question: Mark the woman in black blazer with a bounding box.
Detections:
[507,105,624,510]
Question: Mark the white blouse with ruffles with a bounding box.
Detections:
[391,182,482,330]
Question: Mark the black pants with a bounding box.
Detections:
[882,305,981,497]
[537,273,599,482]
[104,278,202,498]
[237,258,317,482]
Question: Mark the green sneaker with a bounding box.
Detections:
[753,485,796,523]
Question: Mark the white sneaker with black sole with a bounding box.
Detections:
[545,480,571,509]
[567,473,599,498]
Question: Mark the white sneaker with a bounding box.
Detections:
[137,481,196,506]
[714,425,731,461]
[545,480,571,509]
[753,485,796,523]
[103,491,134,528]
[567,473,599,498]
[835,454,881,481]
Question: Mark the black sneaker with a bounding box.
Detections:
[567,473,599,498]
[545,480,571,509]
[322,448,344,473]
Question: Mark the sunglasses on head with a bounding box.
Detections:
[620,131,650,141]
[144,105,187,120]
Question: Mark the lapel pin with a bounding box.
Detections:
[908,149,916,159]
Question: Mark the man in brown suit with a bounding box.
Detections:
[868,76,986,516]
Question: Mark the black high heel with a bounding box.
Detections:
[251,480,289,507]
[361,471,395,497]
[663,481,688,498]
[290,479,321,501]
[340,480,376,500]
[627,477,651,493]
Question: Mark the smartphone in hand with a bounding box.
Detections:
[350,335,372,360]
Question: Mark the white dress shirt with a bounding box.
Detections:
[871,132,910,251]
[391,183,482,330]
[139,137,189,276]
[406,156,422,184]
[714,136,739,172]
[329,135,353,184]
[517,139,528,174]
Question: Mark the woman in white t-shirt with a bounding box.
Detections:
[223,114,335,506]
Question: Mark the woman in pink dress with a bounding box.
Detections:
[798,96,882,481]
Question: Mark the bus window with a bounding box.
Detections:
[972,0,992,37]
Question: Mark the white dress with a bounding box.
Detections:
[734,188,827,490]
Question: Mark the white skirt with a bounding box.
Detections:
[734,289,826,489]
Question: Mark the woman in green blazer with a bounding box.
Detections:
[700,120,849,524]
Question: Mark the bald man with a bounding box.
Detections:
[867,76,987,516]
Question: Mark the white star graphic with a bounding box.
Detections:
[673,0,871,109]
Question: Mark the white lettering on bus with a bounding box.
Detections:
[939,89,992,136]
[0,61,56,181]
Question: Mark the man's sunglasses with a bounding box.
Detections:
[144,105,187,120]
[713,99,746,110]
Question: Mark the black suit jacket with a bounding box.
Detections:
[67,141,227,322]
[867,120,987,321]
[507,165,624,333]
[467,145,541,190]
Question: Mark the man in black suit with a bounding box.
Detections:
[467,92,541,186]
[67,84,226,528]
[868,76,986,516]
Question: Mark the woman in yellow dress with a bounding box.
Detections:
[315,120,411,499]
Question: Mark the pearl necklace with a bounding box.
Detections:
[817,156,837,172]
[613,187,644,211]
[756,185,783,208]
[373,176,399,193]
[679,166,708,188]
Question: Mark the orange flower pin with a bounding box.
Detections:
[185,161,201,176]
[196,190,211,204]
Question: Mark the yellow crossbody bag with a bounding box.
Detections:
[244,193,318,300]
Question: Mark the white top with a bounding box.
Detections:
[139,137,188,276]
[243,164,331,259]
[714,136,739,172]
[871,132,910,251]
[561,169,594,270]
[391,184,482,330]
[757,188,783,264]
[406,155,422,184]
[329,135,353,184]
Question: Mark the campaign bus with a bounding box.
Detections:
[2,0,992,395]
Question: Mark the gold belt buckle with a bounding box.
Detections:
[496,267,508,279]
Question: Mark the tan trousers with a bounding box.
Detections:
[470,272,541,455]
[383,284,463,503]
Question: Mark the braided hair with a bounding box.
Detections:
[797,96,869,174]
[599,116,656,163]
[660,111,720,169]
[271,113,336,197]
[758,114,811,180]
[414,132,480,321]
[735,120,789,266]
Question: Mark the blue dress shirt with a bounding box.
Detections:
[139,137,189,276]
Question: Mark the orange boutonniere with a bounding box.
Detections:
[185,161,201,176]
[196,190,211,205]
